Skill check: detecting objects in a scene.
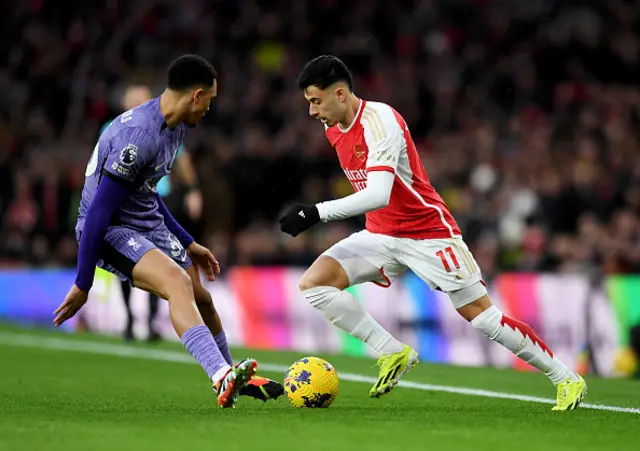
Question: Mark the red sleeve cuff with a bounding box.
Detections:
[366,166,395,174]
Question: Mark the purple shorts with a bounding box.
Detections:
[77,224,192,283]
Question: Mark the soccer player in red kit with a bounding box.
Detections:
[279,55,587,410]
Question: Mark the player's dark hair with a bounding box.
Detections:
[297,55,353,91]
[167,55,217,91]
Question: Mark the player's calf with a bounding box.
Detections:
[133,254,201,335]
[300,256,417,397]
[457,287,584,408]
[132,250,259,408]
[301,258,403,356]
[185,265,284,401]
[187,265,234,365]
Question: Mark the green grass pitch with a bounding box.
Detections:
[0,324,639,451]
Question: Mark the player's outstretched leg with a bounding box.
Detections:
[457,291,587,411]
[186,266,284,402]
[133,250,256,408]
[300,256,418,398]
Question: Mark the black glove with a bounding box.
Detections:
[279,204,320,237]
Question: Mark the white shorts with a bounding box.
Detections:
[322,230,487,309]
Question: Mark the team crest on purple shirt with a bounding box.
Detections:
[119,144,138,166]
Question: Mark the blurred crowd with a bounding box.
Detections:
[1,0,640,278]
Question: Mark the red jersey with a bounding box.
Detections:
[324,100,461,239]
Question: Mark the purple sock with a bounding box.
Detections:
[181,325,228,381]
[214,331,233,366]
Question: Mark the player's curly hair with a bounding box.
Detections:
[297,55,353,91]
[167,54,217,91]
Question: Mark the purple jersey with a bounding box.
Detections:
[77,97,186,233]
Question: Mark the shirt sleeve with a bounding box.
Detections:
[102,127,155,186]
[361,105,404,174]
[75,176,132,292]
[316,170,395,222]
[99,120,112,137]
[155,193,194,248]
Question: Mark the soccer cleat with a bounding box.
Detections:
[370,344,419,398]
[213,358,258,408]
[240,375,285,402]
[552,375,587,411]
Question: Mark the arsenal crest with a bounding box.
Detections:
[353,144,366,162]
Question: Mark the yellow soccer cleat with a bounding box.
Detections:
[370,344,419,398]
[552,375,587,411]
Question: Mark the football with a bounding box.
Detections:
[284,357,340,408]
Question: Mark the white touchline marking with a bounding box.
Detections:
[0,332,638,414]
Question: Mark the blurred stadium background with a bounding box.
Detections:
[1,0,640,379]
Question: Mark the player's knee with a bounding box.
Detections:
[299,257,349,291]
[454,289,493,322]
[298,270,338,292]
[302,285,341,311]
[163,267,194,300]
[299,271,320,292]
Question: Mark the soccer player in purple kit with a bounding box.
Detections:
[53,55,284,408]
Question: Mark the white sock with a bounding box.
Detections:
[211,364,232,385]
[303,286,404,355]
[470,305,576,385]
